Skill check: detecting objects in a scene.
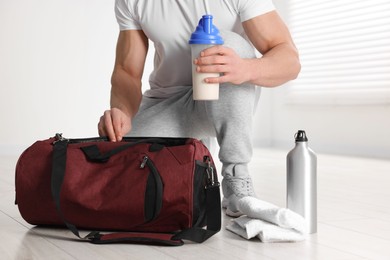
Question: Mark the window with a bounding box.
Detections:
[287,0,390,105]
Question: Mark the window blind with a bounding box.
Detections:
[287,0,390,105]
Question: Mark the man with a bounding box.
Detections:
[98,0,300,216]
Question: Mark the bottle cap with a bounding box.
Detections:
[189,15,224,45]
[295,130,308,142]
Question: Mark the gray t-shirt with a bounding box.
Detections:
[115,0,275,98]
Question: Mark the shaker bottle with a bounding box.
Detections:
[189,15,224,100]
[287,130,317,234]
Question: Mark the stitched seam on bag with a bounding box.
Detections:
[165,147,185,165]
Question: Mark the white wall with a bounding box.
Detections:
[253,0,390,159]
[1,0,159,155]
[0,0,151,154]
[265,86,390,159]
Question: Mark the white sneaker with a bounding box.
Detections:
[222,176,256,217]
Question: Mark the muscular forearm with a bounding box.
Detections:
[247,42,301,88]
[98,30,147,141]
[109,30,148,119]
[110,68,142,119]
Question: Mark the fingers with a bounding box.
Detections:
[194,55,227,66]
[98,115,106,137]
[111,109,125,142]
[97,109,130,142]
[193,46,233,75]
[103,110,117,142]
[194,51,230,83]
[193,45,249,85]
[200,45,231,57]
[204,74,229,84]
[197,64,228,73]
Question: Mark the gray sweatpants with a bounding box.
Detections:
[128,31,260,178]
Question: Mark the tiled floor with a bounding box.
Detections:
[1,148,390,259]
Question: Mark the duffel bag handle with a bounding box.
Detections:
[51,137,221,246]
[80,138,166,162]
[90,232,184,246]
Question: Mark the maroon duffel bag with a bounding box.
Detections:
[15,134,221,246]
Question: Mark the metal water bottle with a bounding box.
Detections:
[287,130,317,234]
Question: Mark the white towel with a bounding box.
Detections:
[226,216,306,243]
[238,196,308,234]
[226,197,308,243]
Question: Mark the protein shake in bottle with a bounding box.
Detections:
[189,15,224,100]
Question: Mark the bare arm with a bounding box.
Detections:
[98,30,148,141]
[111,30,148,117]
[243,11,301,87]
[195,11,300,87]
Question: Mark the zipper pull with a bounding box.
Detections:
[53,133,69,145]
[140,156,149,169]
[204,156,214,186]
[204,156,219,188]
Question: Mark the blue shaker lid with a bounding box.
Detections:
[189,15,224,45]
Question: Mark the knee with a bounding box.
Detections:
[206,84,257,123]
[220,84,256,112]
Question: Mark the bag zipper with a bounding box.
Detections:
[52,133,150,145]
[52,133,179,145]
[53,133,109,145]
[140,156,149,169]
[139,155,163,222]
[140,155,159,179]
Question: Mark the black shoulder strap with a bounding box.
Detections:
[51,139,221,246]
